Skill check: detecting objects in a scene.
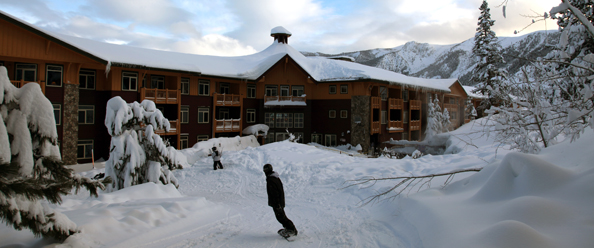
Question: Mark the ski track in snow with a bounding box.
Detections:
[119,144,406,248]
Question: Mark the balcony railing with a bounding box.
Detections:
[154,120,179,136]
[371,96,380,109]
[444,103,458,111]
[410,100,421,110]
[215,93,241,106]
[11,80,45,94]
[141,88,179,104]
[371,121,380,134]
[388,121,403,132]
[389,98,403,109]
[410,120,421,130]
[215,119,241,132]
[264,95,306,106]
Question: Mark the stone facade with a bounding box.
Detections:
[351,95,370,152]
[62,84,79,165]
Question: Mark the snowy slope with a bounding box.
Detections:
[1,118,593,247]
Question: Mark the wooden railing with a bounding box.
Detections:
[371,121,380,134]
[215,93,241,106]
[141,88,179,104]
[154,120,179,136]
[371,97,380,109]
[389,98,403,109]
[410,120,421,130]
[410,100,421,110]
[264,95,306,106]
[11,80,45,94]
[215,119,241,132]
[388,121,403,132]
[444,103,458,112]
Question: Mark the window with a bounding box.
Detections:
[122,72,138,91]
[280,85,290,96]
[46,65,63,87]
[265,85,278,96]
[199,80,210,96]
[340,84,348,94]
[247,109,256,123]
[78,105,94,124]
[403,110,409,123]
[427,93,432,102]
[181,106,189,124]
[380,86,387,101]
[325,134,337,147]
[16,64,37,82]
[265,113,275,128]
[265,132,275,144]
[403,90,409,102]
[180,135,189,149]
[450,111,457,120]
[294,113,304,128]
[381,110,387,124]
[181,78,190,95]
[79,69,95,89]
[151,76,165,89]
[247,84,256,98]
[197,135,209,142]
[53,104,61,125]
[292,85,304,97]
[329,85,337,94]
[276,113,293,128]
[219,109,229,120]
[220,83,230,94]
[77,140,93,159]
[329,110,336,118]
[198,108,209,123]
[311,134,322,144]
[276,132,290,142]
[340,110,348,118]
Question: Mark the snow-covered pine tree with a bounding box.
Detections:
[471,0,508,110]
[104,96,188,192]
[0,66,110,241]
[425,95,441,138]
[442,108,451,132]
[465,98,477,121]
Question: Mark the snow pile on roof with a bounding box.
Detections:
[463,85,487,99]
[270,26,292,36]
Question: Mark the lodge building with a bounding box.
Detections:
[0,11,472,165]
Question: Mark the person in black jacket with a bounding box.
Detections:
[263,164,297,237]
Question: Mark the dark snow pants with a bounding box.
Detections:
[273,207,296,231]
[213,161,223,170]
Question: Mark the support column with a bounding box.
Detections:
[351,95,370,153]
[62,83,79,165]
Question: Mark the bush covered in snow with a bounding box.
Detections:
[104,97,188,191]
[0,66,109,241]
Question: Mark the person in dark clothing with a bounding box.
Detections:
[211,146,223,170]
[263,164,297,237]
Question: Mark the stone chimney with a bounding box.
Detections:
[271,26,292,44]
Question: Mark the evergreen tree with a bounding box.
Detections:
[465,98,477,121]
[0,66,110,241]
[104,97,188,192]
[425,95,451,139]
[471,0,508,110]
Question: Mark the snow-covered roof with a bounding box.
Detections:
[2,10,458,92]
[463,86,487,99]
[271,26,292,36]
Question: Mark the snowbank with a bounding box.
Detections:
[180,135,260,165]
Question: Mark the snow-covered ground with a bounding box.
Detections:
[1,118,593,247]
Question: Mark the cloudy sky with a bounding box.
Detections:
[0,0,560,56]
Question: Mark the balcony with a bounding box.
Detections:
[215,93,241,106]
[409,100,421,110]
[388,121,403,132]
[371,96,380,109]
[371,121,380,134]
[444,103,458,112]
[389,98,403,109]
[11,80,45,94]
[410,120,421,131]
[141,88,179,104]
[264,95,306,107]
[154,120,179,136]
[215,119,241,132]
